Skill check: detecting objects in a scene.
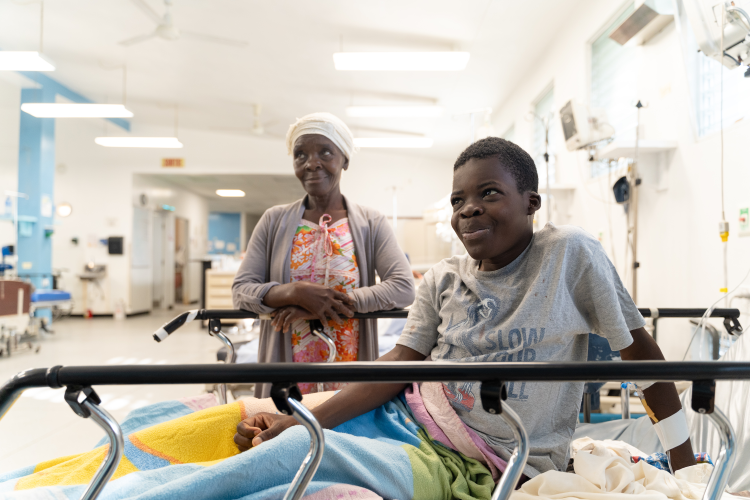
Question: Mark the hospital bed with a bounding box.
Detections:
[582,308,742,422]
[0,280,35,357]
[153,307,743,419]
[1,359,747,500]
[29,289,73,335]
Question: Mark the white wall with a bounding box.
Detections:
[46,113,452,314]
[491,0,750,359]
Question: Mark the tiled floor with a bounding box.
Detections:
[0,306,220,472]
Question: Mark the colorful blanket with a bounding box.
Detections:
[0,387,496,500]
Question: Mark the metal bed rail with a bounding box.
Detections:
[153,309,411,402]
[153,307,743,342]
[1,361,748,500]
[154,307,743,415]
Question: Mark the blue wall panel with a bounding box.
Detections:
[208,212,241,255]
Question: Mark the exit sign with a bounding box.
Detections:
[162,158,184,168]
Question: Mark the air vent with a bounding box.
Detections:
[610,0,674,46]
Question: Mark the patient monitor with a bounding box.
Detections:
[559,101,615,151]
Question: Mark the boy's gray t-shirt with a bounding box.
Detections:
[396,223,645,477]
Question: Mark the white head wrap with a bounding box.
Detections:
[285,112,357,159]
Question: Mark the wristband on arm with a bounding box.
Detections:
[633,383,690,474]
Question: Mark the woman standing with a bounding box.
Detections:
[232,112,415,396]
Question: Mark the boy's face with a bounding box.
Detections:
[450,157,541,270]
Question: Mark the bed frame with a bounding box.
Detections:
[153,307,743,414]
[0,307,746,500]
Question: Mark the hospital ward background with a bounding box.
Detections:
[0,0,750,499]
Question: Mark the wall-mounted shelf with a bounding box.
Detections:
[0,215,39,223]
[594,140,678,161]
[543,185,577,194]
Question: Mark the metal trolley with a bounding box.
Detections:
[1,361,747,500]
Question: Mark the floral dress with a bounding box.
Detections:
[290,214,360,394]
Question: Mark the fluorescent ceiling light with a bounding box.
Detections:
[0,51,55,71]
[216,189,246,197]
[22,103,133,118]
[95,137,183,148]
[346,106,443,118]
[333,52,469,71]
[354,137,433,148]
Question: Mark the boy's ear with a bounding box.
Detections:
[527,192,542,215]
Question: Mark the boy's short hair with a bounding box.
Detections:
[453,137,539,193]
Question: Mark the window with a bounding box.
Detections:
[502,124,516,143]
[591,4,638,139]
[694,55,750,136]
[674,0,750,137]
[590,3,637,177]
[532,86,557,186]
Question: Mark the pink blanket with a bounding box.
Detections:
[405,382,508,481]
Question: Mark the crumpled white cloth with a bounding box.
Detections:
[511,438,732,500]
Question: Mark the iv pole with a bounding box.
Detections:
[530,113,553,224]
[627,101,643,304]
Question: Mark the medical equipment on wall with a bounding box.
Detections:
[684,1,750,304]
[560,101,615,151]
[609,0,676,46]
[684,0,750,72]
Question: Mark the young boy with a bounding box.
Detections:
[235,137,695,477]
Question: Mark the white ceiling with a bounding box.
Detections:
[0,0,583,161]
[144,173,306,212]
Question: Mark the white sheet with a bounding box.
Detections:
[573,330,750,493]
[511,438,734,500]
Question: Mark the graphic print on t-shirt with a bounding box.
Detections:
[444,382,476,411]
[439,292,547,411]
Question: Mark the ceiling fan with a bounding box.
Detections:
[119,0,248,48]
[208,104,280,138]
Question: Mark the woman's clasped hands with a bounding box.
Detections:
[270,281,354,333]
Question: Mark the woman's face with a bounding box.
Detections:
[293,134,348,198]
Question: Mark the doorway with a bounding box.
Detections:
[151,211,175,309]
[152,212,166,308]
[175,216,189,305]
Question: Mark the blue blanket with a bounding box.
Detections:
[0,394,494,500]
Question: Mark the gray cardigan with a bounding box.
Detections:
[232,196,415,397]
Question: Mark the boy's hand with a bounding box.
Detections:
[234,413,297,452]
[620,327,696,470]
